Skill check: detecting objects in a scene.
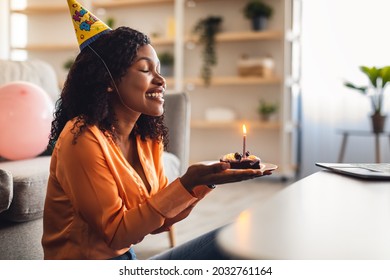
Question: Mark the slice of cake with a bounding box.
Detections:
[220,151,261,169]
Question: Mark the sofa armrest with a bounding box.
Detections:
[0,169,13,213]
[163,152,180,183]
[163,92,191,175]
[0,156,50,222]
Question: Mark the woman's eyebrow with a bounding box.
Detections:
[135,56,153,63]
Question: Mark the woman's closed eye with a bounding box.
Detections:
[140,67,162,75]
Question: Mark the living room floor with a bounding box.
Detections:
[133,177,291,259]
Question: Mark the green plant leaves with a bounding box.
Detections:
[344,65,390,114]
[344,82,366,94]
[360,66,379,87]
[380,66,390,86]
[243,0,273,19]
[193,16,223,86]
[158,51,174,66]
[258,99,278,115]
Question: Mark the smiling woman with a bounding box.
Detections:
[41,0,273,260]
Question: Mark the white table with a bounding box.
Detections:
[217,171,390,259]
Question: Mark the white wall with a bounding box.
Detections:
[300,0,390,178]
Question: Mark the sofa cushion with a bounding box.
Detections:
[0,169,13,213]
[0,156,50,222]
[162,152,181,184]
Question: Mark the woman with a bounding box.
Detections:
[41,26,269,260]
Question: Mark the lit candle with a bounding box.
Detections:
[242,124,247,158]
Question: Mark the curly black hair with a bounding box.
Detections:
[49,27,168,150]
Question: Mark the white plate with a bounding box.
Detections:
[260,163,278,172]
[198,161,278,172]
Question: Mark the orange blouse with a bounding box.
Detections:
[42,119,211,259]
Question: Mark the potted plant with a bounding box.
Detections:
[344,65,390,133]
[258,99,278,121]
[243,0,273,31]
[158,51,174,77]
[193,16,223,86]
[63,58,74,70]
[106,17,115,28]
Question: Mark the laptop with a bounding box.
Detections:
[315,162,390,180]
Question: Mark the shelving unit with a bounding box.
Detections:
[7,0,299,178]
[92,0,174,8]
[11,44,77,51]
[191,120,282,130]
[10,5,68,14]
[187,30,283,42]
[185,76,281,86]
[182,0,297,178]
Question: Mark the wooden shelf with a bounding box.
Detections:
[160,76,281,87]
[185,76,281,86]
[191,120,281,130]
[11,36,174,51]
[187,0,226,2]
[216,31,283,42]
[11,0,175,14]
[93,0,174,8]
[10,5,68,14]
[159,76,281,88]
[18,31,281,50]
[150,37,175,46]
[10,33,279,51]
[11,44,78,51]
[187,30,283,43]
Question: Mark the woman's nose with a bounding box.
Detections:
[154,72,166,87]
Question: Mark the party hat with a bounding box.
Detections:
[67,0,111,51]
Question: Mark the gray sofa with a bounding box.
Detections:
[0,59,190,259]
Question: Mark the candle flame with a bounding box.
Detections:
[242,124,247,135]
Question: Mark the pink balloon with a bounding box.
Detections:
[0,81,54,160]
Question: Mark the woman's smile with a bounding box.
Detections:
[145,90,165,102]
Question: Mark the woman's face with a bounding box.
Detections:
[115,44,166,117]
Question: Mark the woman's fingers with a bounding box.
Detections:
[180,162,271,191]
[209,168,264,185]
[210,162,230,173]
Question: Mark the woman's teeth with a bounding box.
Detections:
[146,92,163,98]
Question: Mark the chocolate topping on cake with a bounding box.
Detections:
[220,152,261,169]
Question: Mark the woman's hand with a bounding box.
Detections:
[179,162,271,192]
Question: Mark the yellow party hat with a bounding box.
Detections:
[67,0,111,51]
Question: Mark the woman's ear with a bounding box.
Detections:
[107,86,113,92]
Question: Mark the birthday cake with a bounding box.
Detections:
[220,151,261,169]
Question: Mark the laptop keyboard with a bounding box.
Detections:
[353,164,390,173]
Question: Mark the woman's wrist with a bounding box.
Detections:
[180,175,216,191]
[179,175,194,193]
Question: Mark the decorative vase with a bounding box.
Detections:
[371,113,386,133]
[260,113,276,122]
[252,16,268,31]
[261,114,270,122]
